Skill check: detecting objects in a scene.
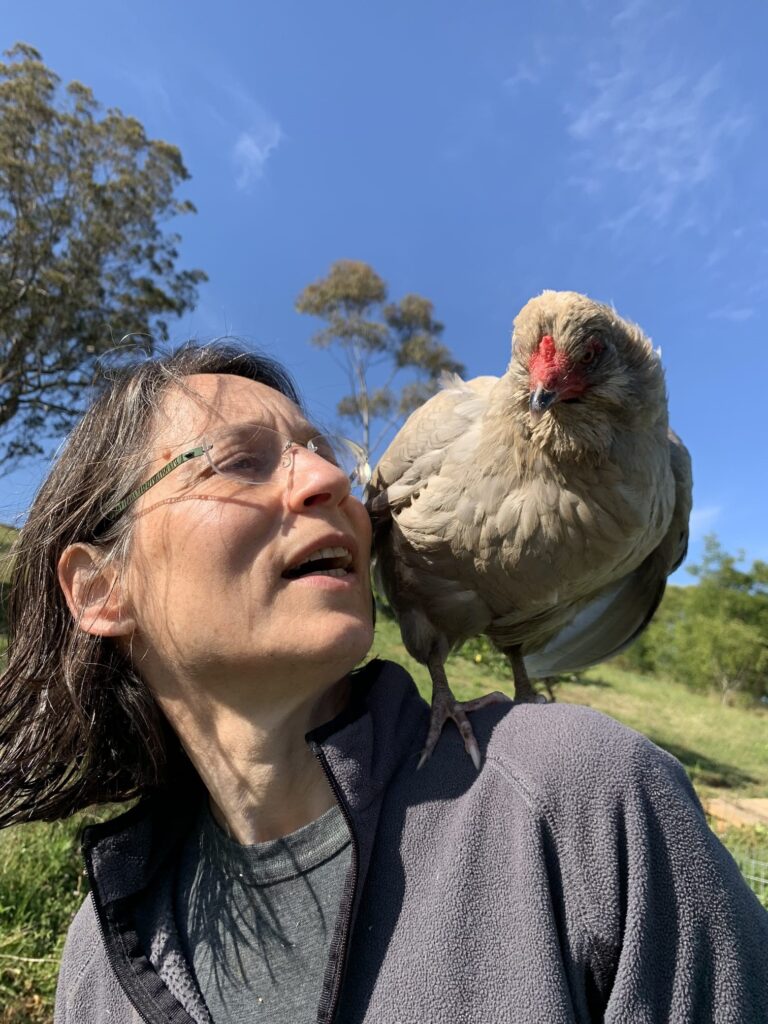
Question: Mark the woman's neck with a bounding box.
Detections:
[154,674,350,844]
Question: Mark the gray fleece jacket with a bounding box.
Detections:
[55,659,768,1024]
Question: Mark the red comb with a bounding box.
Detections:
[539,335,556,360]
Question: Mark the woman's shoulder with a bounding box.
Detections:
[488,697,659,759]
[480,698,693,817]
[368,659,696,824]
[60,894,102,974]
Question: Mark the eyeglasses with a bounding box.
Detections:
[99,423,371,529]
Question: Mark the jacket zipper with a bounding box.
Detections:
[84,891,154,1024]
[84,839,198,1024]
[311,741,360,1024]
[83,747,360,1024]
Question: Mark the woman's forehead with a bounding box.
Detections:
[154,373,310,444]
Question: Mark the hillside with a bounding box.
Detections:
[0,522,16,577]
[0,523,16,641]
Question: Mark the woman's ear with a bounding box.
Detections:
[58,543,136,637]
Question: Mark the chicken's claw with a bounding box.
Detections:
[418,691,511,771]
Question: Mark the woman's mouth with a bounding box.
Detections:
[282,545,354,580]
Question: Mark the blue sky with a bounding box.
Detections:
[2,0,767,580]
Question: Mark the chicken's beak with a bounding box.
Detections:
[529,384,559,424]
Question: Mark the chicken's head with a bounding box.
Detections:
[508,290,667,459]
[527,331,607,424]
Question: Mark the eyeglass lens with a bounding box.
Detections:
[205,425,367,484]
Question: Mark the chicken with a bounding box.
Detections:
[367,290,692,768]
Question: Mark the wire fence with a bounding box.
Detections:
[731,852,768,909]
[704,809,768,909]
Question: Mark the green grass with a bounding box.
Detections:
[0,523,16,578]
[0,522,16,547]
[711,824,768,910]
[0,613,766,1022]
[0,818,89,1023]
[0,522,16,641]
[559,666,767,800]
[0,806,120,1024]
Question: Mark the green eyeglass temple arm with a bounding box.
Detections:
[102,445,207,526]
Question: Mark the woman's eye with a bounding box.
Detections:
[218,451,270,476]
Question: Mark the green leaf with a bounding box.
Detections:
[0,43,206,464]
[296,260,463,458]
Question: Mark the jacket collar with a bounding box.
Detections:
[81,658,426,901]
[79,659,427,1024]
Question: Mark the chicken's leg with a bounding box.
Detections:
[419,649,509,771]
[504,645,547,704]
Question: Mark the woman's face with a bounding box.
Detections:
[120,373,374,701]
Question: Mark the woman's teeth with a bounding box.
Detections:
[284,546,354,578]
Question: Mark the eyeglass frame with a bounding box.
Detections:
[97,424,370,532]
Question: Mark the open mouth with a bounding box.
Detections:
[282,546,354,580]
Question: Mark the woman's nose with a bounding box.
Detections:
[284,447,351,509]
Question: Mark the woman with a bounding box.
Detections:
[1,343,766,1024]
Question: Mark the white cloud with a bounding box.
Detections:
[502,39,551,94]
[116,66,173,117]
[708,306,754,323]
[610,0,657,28]
[232,118,283,190]
[689,504,722,541]
[502,64,539,91]
[566,4,751,232]
[113,66,283,193]
[201,72,283,191]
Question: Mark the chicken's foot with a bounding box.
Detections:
[419,650,509,771]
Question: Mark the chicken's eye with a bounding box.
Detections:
[580,335,605,366]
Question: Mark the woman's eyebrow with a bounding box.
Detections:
[276,420,323,442]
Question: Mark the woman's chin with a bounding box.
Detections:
[321,614,375,670]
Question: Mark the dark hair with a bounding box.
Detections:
[0,342,301,827]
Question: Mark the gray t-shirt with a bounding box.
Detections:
[175,802,352,1024]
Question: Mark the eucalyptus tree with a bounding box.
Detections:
[0,44,206,462]
[296,259,463,458]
